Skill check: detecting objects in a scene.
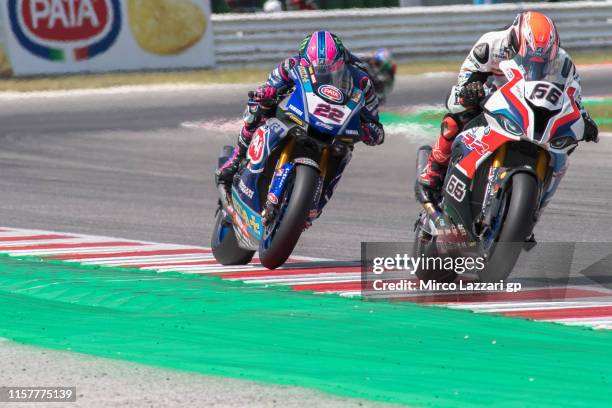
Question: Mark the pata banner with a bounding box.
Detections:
[0,0,215,76]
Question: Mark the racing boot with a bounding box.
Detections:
[215,128,253,186]
[416,114,459,203]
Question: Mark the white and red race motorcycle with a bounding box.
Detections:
[414,55,586,283]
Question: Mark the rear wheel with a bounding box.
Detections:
[479,173,538,282]
[211,207,255,265]
[259,165,319,269]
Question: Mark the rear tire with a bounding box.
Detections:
[259,165,319,269]
[479,173,538,282]
[211,207,255,265]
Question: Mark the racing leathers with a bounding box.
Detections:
[417,28,599,201]
[216,54,384,217]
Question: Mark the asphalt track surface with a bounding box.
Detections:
[1,68,612,407]
[1,69,612,259]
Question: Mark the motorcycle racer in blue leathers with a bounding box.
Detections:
[216,31,385,217]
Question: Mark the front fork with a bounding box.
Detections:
[479,144,548,237]
[261,137,329,225]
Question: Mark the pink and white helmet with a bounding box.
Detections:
[298,31,347,74]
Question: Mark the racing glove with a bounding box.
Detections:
[254,85,278,109]
[361,122,385,146]
[459,81,486,108]
[583,114,599,143]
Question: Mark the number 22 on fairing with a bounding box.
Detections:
[313,103,345,123]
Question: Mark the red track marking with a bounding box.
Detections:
[46,248,211,260]
[292,282,363,292]
[502,305,612,320]
[392,288,611,304]
[0,234,74,242]
[219,266,361,279]
[0,241,145,251]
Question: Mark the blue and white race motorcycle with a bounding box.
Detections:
[212,65,365,269]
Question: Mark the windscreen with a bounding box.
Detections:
[513,52,551,82]
[312,64,353,96]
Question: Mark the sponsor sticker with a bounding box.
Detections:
[1,0,215,75]
[446,174,467,202]
[463,132,490,155]
[239,179,254,199]
[298,66,309,82]
[248,128,266,165]
[315,120,334,131]
[232,191,261,239]
[288,104,303,116]
[8,0,122,61]
[319,85,343,103]
[266,192,278,205]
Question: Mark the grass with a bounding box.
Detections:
[584,99,612,132]
[0,50,610,93]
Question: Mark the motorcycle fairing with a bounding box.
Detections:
[442,158,477,240]
[494,66,531,134]
[453,126,514,180]
[486,61,583,145]
[246,119,290,175]
[547,86,583,141]
[457,60,583,205]
[231,117,290,241]
[541,150,568,208]
[231,188,263,244]
[285,66,364,138]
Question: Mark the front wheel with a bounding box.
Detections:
[479,173,538,282]
[259,165,319,269]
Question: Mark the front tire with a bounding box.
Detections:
[479,173,538,282]
[259,165,319,269]
[211,207,255,265]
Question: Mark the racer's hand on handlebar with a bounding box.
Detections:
[254,85,278,108]
[583,115,599,143]
[360,122,384,146]
[459,81,486,108]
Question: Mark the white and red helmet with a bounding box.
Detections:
[509,11,560,63]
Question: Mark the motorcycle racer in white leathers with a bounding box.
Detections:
[417,11,599,200]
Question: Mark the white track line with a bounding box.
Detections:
[445,300,612,312]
